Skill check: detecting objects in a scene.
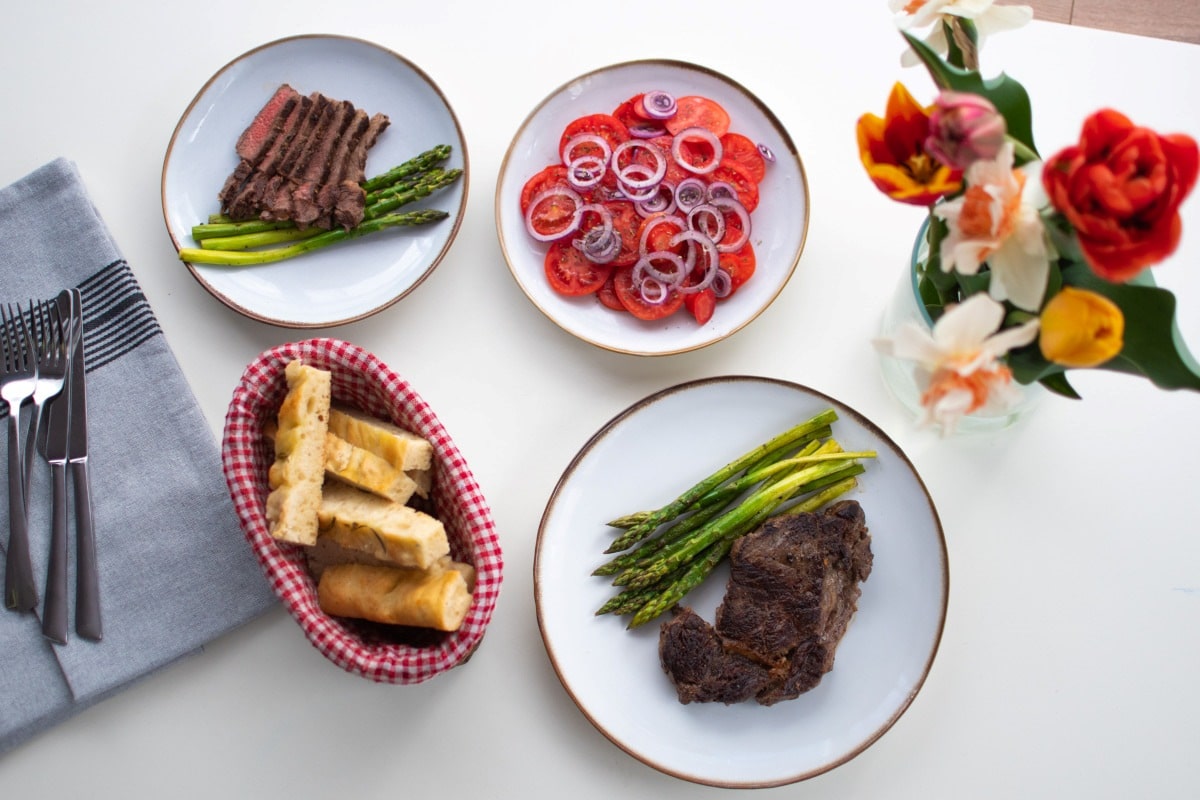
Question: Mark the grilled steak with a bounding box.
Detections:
[217,85,389,230]
[659,500,872,706]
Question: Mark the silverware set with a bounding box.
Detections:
[0,289,100,644]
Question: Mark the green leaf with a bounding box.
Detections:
[1038,371,1081,399]
[1061,263,1200,391]
[901,31,1039,161]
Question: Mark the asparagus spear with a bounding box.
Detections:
[592,439,826,577]
[604,410,840,553]
[613,449,875,590]
[178,209,449,266]
[360,144,452,192]
[363,168,462,219]
[625,475,862,628]
[197,227,323,251]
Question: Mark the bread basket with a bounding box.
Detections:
[221,338,503,683]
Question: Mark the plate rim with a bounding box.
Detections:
[160,33,470,328]
[494,59,810,357]
[533,374,949,787]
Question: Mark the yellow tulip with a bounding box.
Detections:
[1038,287,1125,367]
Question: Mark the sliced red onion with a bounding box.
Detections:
[638,276,670,305]
[757,142,776,162]
[674,177,707,212]
[567,154,606,190]
[562,133,612,166]
[711,267,733,298]
[669,229,720,294]
[709,196,751,252]
[687,203,725,243]
[628,121,668,139]
[641,90,677,119]
[637,250,688,286]
[574,203,619,263]
[635,181,676,217]
[706,181,738,202]
[524,186,583,242]
[612,140,667,189]
[671,126,723,175]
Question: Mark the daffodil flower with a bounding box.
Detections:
[934,141,1051,311]
[890,0,1034,66]
[857,82,963,206]
[1038,287,1125,367]
[875,293,1040,434]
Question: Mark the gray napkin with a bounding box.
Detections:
[0,158,276,755]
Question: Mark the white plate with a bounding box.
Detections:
[495,60,809,355]
[161,35,468,328]
[534,377,947,787]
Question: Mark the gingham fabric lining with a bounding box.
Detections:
[220,338,503,683]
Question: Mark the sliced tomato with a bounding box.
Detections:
[527,188,581,240]
[603,200,643,267]
[665,95,731,137]
[520,165,571,214]
[684,288,716,325]
[720,242,756,292]
[709,159,760,212]
[613,269,685,320]
[560,113,630,162]
[596,273,626,311]
[545,239,613,296]
[719,132,767,183]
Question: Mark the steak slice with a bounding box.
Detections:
[234,84,301,162]
[659,500,872,706]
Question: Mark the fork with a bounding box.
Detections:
[23,299,72,506]
[1,302,39,611]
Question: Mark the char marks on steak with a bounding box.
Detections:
[658,500,872,706]
[217,85,389,230]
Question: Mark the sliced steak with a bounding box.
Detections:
[659,500,872,706]
[215,85,389,228]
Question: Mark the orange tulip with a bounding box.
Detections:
[857,82,963,206]
[1038,287,1125,367]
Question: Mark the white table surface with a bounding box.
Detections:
[2,2,1198,797]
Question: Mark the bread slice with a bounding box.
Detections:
[317,562,472,631]
[328,405,433,472]
[323,432,419,504]
[265,361,331,546]
[317,481,449,569]
[305,537,475,591]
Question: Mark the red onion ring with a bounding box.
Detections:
[687,203,725,243]
[641,90,677,120]
[674,177,707,212]
[628,122,668,139]
[562,133,612,166]
[757,142,776,163]
[612,140,667,189]
[635,181,677,217]
[637,213,687,256]
[669,229,720,294]
[638,276,670,305]
[524,186,583,242]
[706,181,738,203]
[711,267,733,298]
[709,196,751,252]
[567,154,606,190]
[636,250,688,287]
[671,127,723,175]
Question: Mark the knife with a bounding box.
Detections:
[65,288,101,642]
[39,289,76,643]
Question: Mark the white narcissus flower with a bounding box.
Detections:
[934,141,1050,311]
[890,0,1034,65]
[875,293,1039,434]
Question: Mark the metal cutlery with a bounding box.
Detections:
[63,289,100,641]
[36,291,77,643]
[1,302,39,611]
[24,299,73,504]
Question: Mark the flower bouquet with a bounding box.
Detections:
[860,1,1200,433]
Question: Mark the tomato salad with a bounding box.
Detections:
[519,91,772,324]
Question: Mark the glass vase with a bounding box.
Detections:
[876,224,1044,434]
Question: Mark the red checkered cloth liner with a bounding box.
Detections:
[221,338,503,683]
